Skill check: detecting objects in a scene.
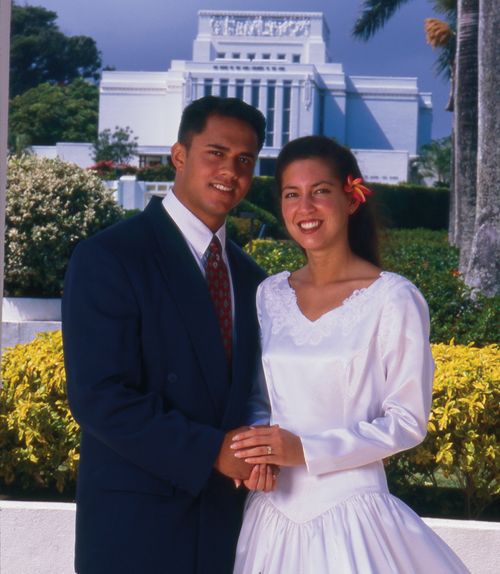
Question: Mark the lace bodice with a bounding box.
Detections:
[260,270,403,347]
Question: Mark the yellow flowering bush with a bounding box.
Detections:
[0,331,79,493]
[0,333,498,517]
[391,342,499,518]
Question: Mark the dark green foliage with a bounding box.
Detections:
[93,127,138,163]
[230,199,284,242]
[246,176,280,219]
[88,161,175,181]
[8,79,98,146]
[380,229,499,345]
[372,184,449,229]
[414,136,452,186]
[136,163,175,181]
[10,4,101,98]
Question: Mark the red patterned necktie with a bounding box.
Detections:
[205,236,232,364]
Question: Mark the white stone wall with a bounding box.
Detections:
[31,143,94,169]
[0,501,498,574]
[1,297,61,351]
[99,71,184,151]
[353,149,410,184]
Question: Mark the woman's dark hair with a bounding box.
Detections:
[275,135,380,266]
[177,96,266,151]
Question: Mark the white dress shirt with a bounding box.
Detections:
[162,190,235,317]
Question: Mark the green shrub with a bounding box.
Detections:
[0,331,79,493]
[388,343,499,518]
[227,216,255,247]
[372,183,449,230]
[229,199,284,244]
[136,163,175,181]
[246,176,280,219]
[5,155,124,297]
[244,239,305,274]
[380,229,499,345]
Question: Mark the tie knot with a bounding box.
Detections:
[209,236,222,255]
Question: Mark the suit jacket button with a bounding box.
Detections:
[167,373,178,383]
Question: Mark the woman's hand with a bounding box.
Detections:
[231,424,305,467]
[243,464,278,492]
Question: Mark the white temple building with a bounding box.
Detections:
[99,10,432,182]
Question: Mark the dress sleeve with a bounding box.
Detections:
[300,283,435,475]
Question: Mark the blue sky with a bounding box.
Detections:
[31,0,452,139]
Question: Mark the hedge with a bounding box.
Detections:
[1,332,497,521]
[371,183,449,230]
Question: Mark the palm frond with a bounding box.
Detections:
[434,37,456,80]
[431,0,457,18]
[352,0,414,41]
[425,18,453,48]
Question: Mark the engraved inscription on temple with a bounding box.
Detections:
[210,16,311,37]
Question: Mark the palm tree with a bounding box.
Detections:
[415,136,451,186]
[353,0,456,83]
[464,0,500,296]
[453,0,478,271]
[353,0,497,297]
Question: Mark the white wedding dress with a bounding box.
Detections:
[234,271,469,574]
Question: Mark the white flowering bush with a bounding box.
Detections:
[6,155,124,297]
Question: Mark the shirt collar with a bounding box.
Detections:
[162,189,227,258]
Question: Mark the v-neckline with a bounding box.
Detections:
[285,271,387,324]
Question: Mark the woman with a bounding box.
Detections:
[231,136,468,573]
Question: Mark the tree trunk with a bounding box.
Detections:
[448,129,456,244]
[464,0,500,296]
[453,0,478,273]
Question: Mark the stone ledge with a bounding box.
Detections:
[0,501,499,573]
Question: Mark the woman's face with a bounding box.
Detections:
[280,157,359,253]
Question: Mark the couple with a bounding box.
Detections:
[63,96,468,573]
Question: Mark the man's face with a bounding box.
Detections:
[171,114,259,231]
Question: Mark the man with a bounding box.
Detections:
[62,96,268,573]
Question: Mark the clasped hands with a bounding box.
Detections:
[215,424,305,492]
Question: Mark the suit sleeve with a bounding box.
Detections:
[300,284,435,475]
[245,359,271,426]
[62,239,224,496]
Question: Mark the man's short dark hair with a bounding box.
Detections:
[177,96,266,151]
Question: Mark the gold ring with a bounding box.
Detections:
[267,446,272,455]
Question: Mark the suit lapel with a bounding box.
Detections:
[223,242,259,428]
[144,197,229,417]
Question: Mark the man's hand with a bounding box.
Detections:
[214,427,253,480]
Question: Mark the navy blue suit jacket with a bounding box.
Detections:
[62,196,267,574]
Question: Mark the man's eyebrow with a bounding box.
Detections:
[205,143,256,159]
[205,143,229,151]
